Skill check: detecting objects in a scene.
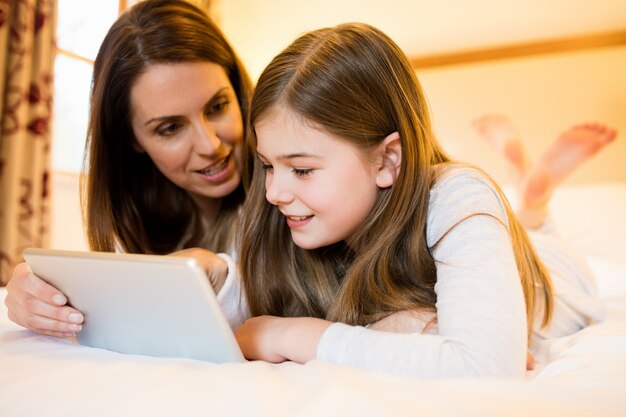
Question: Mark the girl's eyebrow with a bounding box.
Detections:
[256,151,321,161]
[143,86,230,127]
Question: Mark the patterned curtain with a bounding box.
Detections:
[0,0,57,285]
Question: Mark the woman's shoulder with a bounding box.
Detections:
[426,164,510,244]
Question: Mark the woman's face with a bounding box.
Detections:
[130,62,243,214]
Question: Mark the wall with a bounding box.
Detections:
[215,0,626,81]
[50,173,88,250]
[49,0,626,250]
[216,0,626,186]
[417,45,626,186]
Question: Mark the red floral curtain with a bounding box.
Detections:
[0,0,56,285]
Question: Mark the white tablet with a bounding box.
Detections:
[23,248,245,363]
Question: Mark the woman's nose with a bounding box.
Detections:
[194,122,222,155]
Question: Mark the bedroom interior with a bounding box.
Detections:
[1,0,625,415]
[44,0,626,250]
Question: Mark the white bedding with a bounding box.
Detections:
[2,183,626,417]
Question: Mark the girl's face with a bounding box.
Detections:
[130,62,243,215]
[255,107,381,249]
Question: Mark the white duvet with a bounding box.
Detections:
[1,183,626,417]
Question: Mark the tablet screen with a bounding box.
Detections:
[24,248,245,363]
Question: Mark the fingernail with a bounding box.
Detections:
[52,294,67,305]
[69,313,83,324]
[68,324,82,332]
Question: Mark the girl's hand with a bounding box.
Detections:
[4,262,84,337]
[168,248,228,294]
[235,316,332,363]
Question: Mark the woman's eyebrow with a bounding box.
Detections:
[204,87,231,104]
[143,86,231,126]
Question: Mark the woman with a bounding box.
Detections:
[5,0,253,338]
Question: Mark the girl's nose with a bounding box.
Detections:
[265,173,294,206]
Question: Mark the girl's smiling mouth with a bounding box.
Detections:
[285,214,314,228]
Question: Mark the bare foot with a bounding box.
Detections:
[519,123,617,228]
[523,123,617,204]
[472,114,529,184]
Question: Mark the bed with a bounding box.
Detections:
[1,183,626,417]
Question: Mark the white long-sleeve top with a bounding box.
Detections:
[319,166,529,378]
[218,166,605,378]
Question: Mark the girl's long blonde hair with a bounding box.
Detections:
[239,23,553,334]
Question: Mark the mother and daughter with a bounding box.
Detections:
[5,0,617,378]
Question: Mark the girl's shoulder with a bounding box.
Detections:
[426,164,510,245]
[430,163,500,195]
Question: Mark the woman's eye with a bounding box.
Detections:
[208,99,229,114]
[156,123,180,136]
[293,168,313,177]
[260,163,273,171]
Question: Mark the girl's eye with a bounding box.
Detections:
[293,168,313,177]
[156,123,181,137]
[260,163,273,171]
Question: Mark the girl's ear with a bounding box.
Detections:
[375,131,402,188]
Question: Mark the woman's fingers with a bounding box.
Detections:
[23,311,82,336]
[168,248,228,293]
[17,263,68,306]
[5,262,84,334]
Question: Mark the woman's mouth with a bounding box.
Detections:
[195,153,234,183]
[196,154,230,176]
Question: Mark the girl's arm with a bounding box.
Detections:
[236,316,331,363]
[237,169,528,378]
[236,210,526,375]
[313,170,528,377]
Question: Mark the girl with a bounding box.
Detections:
[5,0,252,337]
[235,23,606,377]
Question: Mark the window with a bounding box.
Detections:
[52,0,215,173]
[52,0,120,173]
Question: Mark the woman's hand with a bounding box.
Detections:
[4,262,84,337]
[235,316,332,363]
[168,248,228,294]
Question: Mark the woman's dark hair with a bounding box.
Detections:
[84,0,252,254]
